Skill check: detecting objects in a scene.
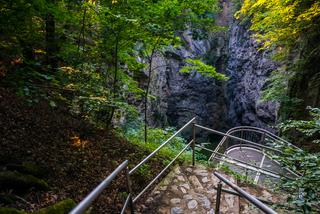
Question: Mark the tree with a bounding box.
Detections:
[134,0,220,142]
[236,0,320,119]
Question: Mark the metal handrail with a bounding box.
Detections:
[70,118,196,214]
[214,172,278,214]
[195,124,282,153]
[70,119,296,214]
[69,160,132,214]
[203,125,301,178]
[129,117,196,175]
[212,126,301,160]
[224,126,301,150]
[195,144,284,179]
[132,140,193,202]
[129,117,196,202]
[214,186,273,205]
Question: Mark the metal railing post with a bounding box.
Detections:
[192,121,196,166]
[214,172,277,214]
[215,181,222,214]
[261,132,266,144]
[125,167,134,214]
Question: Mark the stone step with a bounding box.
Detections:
[238,184,288,214]
[136,164,288,214]
[137,165,240,214]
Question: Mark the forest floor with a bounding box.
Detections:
[0,87,169,213]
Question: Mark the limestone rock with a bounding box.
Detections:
[187,200,198,209]
[170,198,181,204]
[189,175,203,189]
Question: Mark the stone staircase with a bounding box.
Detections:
[137,165,287,214]
[70,119,296,214]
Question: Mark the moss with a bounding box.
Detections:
[0,171,49,193]
[35,199,76,214]
[0,199,76,214]
[0,207,27,214]
[6,162,47,178]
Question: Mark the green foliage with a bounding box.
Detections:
[261,70,291,103]
[261,69,301,117]
[236,0,320,50]
[6,162,47,178]
[126,126,191,161]
[1,65,57,105]
[269,144,320,213]
[219,164,255,184]
[280,107,320,144]
[264,108,320,213]
[57,63,143,128]
[180,59,229,80]
[60,65,111,124]
[237,0,320,120]
[136,164,152,178]
[1,0,222,130]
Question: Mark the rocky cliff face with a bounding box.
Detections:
[225,18,279,130]
[147,33,227,130]
[146,0,279,132]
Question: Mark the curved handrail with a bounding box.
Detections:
[208,125,302,178]
[211,126,301,162]
[70,121,300,213]
[223,126,300,150]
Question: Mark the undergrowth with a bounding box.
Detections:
[121,127,192,166]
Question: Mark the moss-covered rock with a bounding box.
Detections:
[35,199,76,214]
[0,207,27,214]
[0,199,76,214]
[6,162,47,178]
[0,171,49,193]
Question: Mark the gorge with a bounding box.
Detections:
[145,0,279,132]
[1,0,320,213]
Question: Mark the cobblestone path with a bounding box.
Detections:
[137,165,287,214]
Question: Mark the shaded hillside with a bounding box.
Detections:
[0,87,167,213]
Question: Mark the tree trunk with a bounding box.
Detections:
[144,39,159,143]
[78,7,87,54]
[144,58,153,143]
[45,12,57,72]
[107,35,119,128]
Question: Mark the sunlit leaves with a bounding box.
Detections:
[180,59,229,80]
[236,0,320,50]
[237,1,320,119]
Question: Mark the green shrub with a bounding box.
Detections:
[126,126,192,162]
[266,108,320,213]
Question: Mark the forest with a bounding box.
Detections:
[0,0,319,213]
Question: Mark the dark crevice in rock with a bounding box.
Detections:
[146,0,279,135]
